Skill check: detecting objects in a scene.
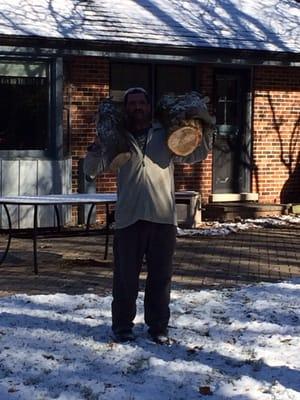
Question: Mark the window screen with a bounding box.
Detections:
[0,61,49,150]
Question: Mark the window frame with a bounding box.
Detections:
[0,57,63,159]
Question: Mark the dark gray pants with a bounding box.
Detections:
[112,220,177,334]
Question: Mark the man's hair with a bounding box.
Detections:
[123,87,150,105]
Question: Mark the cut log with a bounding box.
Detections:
[156,91,215,156]
[96,98,131,172]
[167,119,203,156]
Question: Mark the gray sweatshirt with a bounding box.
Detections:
[84,122,212,229]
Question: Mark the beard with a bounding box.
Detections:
[126,109,151,127]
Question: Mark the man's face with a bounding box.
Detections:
[125,92,151,124]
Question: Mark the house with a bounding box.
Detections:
[0,0,299,226]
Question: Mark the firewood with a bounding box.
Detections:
[156,91,215,156]
[96,99,131,172]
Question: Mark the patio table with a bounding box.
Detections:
[0,193,117,274]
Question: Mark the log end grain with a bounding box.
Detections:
[167,124,203,156]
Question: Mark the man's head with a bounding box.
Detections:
[123,87,151,130]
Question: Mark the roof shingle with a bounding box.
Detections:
[0,0,299,53]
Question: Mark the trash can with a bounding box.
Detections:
[175,191,201,228]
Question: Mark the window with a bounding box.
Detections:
[215,75,240,135]
[0,61,49,151]
[110,62,194,106]
[155,64,193,101]
[110,63,150,102]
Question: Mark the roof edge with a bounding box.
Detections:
[0,35,299,67]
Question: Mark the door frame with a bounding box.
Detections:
[212,67,253,195]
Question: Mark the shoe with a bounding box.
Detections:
[149,331,170,345]
[113,330,135,343]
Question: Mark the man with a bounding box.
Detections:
[85,87,213,344]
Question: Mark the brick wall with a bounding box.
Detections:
[65,57,116,223]
[253,66,300,203]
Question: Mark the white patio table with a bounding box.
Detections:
[0,193,117,274]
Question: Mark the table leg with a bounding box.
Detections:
[0,204,12,265]
[33,204,38,274]
[54,205,61,232]
[104,203,109,260]
[86,204,96,231]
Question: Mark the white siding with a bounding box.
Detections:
[1,160,19,228]
[0,158,72,228]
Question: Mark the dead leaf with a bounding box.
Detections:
[199,386,213,395]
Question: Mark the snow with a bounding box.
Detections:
[0,0,299,53]
[0,214,300,399]
[177,214,300,236]
[1,280,300,399]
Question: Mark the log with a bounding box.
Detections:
[156,91,215,156]
[166,119,203,156]
[96,99,131,172]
